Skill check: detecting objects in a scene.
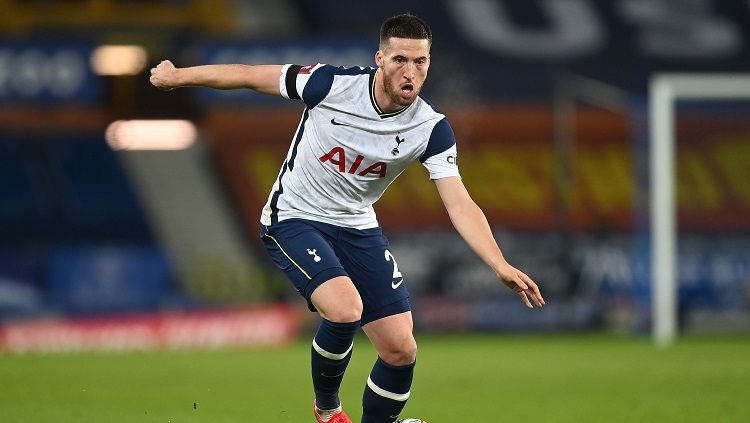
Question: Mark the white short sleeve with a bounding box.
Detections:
[422,144,460,180]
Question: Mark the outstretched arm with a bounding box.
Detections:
[435,176,545,308]
[149,60,282,95]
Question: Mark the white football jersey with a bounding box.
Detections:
[260,63,460,229]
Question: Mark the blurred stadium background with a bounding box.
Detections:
[0,1,749,422]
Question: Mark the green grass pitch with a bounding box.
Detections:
[2,333,749,422]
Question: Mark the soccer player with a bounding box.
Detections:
[150,13,545,423]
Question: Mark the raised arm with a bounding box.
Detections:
[435,176,545,308]
[149,60,283,95]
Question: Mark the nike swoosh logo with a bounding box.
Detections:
[391,279,404,289]
[330,118,350,126]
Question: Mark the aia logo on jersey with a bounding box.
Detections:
[319,146,387,178]
[299,64,317,74]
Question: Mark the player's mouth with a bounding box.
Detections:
[400,83,415,98]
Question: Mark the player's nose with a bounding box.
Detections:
[403,63,416,78]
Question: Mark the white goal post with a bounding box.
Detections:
[649,74,750,346]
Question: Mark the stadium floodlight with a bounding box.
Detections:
[106,120,197,150]
[649,73,750,347]
[90,45,147,76]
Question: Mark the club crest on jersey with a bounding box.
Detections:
[392,135,406,156]
[319,146,387,178]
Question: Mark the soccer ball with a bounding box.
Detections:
[398,420,427,423]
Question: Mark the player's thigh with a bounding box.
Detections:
[362,311,417,365]
[260,219,348,305]
[310,275,363,323]
[337,228,410,324]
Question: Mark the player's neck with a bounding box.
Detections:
[373,68,405,114]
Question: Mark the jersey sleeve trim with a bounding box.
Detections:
[279,64,292,99]
[284,64,302,100]
[279,64,289,99]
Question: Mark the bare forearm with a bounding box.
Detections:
[436,177,544,307]
[176,64,279,94]
[174,64,269,91]
[447,199,507,274]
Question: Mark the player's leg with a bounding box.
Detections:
[309,275,362,420]
[361,311,416,365]
[260,220,360,422]
[333,227,419,423]
[361,312,417,423]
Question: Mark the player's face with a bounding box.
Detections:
[376,37,430,108]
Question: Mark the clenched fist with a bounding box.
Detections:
[150,60,179,91]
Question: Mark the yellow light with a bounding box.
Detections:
[91,45,148,76]
[106,120,197,150]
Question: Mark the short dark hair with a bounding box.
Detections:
[379,14,432,49]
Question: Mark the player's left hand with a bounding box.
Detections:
[495,262,545,308]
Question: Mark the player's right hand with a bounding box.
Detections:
[149,60,178,91]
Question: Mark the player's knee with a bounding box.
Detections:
[328,307,362,323]
[323,296,363,323]
[380,338,417,366]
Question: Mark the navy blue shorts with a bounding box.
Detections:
[260,218,410,325]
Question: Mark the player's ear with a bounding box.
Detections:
[375,50,384,68]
